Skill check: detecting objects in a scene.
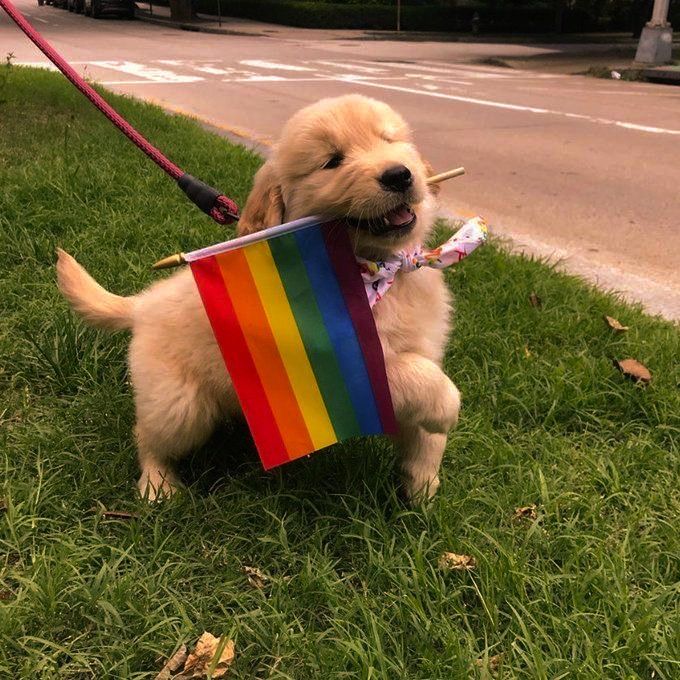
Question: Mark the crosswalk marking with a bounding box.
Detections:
[308,60,388,74]
[240,60,314,72]
[89,61,203,83]
[18,56,560,92]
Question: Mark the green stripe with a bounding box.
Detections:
[269,233,361,440]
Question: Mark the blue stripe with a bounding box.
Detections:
[294,228,383,434]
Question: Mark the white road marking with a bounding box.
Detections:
[240,60,313,72]
[338,77,680,136]
[353,59,512,79]
[89,61,203,83]
[309,60,388,74]
[190,65,237,76]
[404,73,471,86]
[35,17,49,23]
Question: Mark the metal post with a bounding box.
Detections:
[217,0,221,27]
[396,0,400,32]
[149,0,152,15]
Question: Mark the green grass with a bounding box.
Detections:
[1,66,679,679]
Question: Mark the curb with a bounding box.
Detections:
[135,11,265,37]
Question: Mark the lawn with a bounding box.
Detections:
[1,66,679,679]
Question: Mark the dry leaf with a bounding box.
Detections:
[513,505,537,522]
[154,645,188,680]
[243,566,269,590]
[476,653,504,673]
[523,345,532,358]
[529,292,542,309]
[438,552,476,571]
[603,315,629,332]
[614,358,651,384]
[176,632,235,679]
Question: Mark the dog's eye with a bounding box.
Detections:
[322,152,344,170]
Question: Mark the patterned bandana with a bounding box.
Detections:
[356,216,488,307]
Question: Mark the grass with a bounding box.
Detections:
[1,66,679,679]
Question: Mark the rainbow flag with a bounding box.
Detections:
[188,218,397,469]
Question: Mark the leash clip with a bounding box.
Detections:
[177,174,239,225]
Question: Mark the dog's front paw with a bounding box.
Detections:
[421,381,461,434]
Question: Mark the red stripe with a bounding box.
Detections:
[322,223,398,435]
[190,257,289,469]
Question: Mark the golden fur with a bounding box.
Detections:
[57,94,460,501]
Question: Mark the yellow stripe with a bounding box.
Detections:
[244,241,337,453]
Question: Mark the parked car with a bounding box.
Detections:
[83,0,135,18]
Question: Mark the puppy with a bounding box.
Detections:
[57,94,460,501]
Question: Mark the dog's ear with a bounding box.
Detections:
[237,161,285,235]
[421,158,441,197]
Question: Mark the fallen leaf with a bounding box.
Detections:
[438,552,476,571]
[529,292,542,309]
[476,653,504,673]
[614,358,651,384]
[101,510,138,520]
[243,566,269,590]
[176,632,235,679]
[154,645,188,680]
[513,505,537,522]
[603,315,629,332]
[523,345,532,358]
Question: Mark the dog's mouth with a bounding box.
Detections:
[345,203,416,238]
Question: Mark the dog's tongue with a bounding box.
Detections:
[384,205,413,228]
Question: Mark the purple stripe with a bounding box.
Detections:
[322,223,398,434]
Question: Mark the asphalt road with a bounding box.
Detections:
[3,2,680,319]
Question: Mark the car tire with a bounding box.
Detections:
[91,0,102,17]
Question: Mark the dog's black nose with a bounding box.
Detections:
[379,165,412,193]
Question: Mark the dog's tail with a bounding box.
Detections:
[56,249,134,331]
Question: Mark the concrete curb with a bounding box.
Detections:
[134,11,265,37]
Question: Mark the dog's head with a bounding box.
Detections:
[238,95,439,256]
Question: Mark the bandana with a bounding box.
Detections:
[356,216,488,307]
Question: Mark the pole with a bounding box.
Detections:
[650,0,670,26]
[217,0,221,27]
[396,0,400,32]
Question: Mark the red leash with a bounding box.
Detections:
[0,0,239,224]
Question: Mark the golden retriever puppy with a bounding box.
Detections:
[57,94,460,501]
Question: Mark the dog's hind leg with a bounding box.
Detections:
[396,425,447,502]
[131,351,224,502]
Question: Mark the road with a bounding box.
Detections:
[3,2,680,319]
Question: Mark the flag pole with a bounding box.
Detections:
[152,167,466,270]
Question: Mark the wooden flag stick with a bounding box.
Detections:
[426,167,465,184]
[152,168,466,270]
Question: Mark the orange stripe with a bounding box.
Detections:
[216,248,314,459]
